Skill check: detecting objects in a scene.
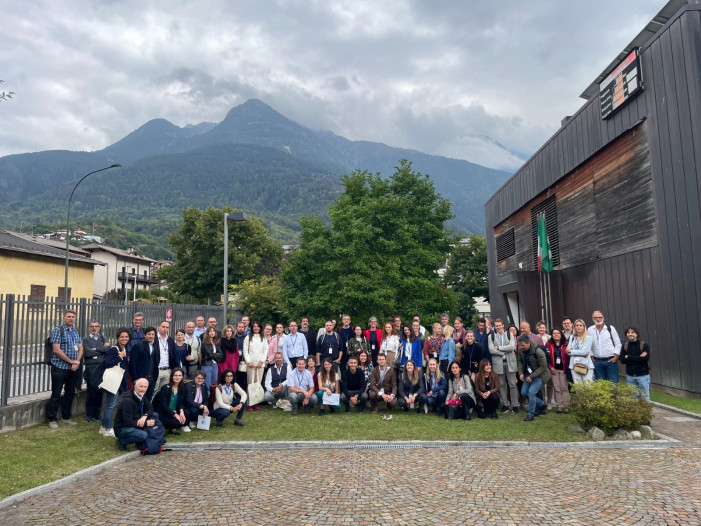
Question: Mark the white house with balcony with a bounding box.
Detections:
[82,244,158,299]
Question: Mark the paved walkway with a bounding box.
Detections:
[651,405,701,446]
[4,445,701,525]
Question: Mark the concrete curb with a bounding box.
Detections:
[653,401,701,420]
[163,437,683,450]
[0,451,140,510]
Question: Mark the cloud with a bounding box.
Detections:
[0,0,663,170]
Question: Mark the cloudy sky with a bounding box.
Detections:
[0,0,664,171]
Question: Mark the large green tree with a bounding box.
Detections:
[159,206,283,302]
[443,234,488,325]
[231,276,285,325]
[281,160,456,326]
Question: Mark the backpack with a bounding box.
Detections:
[141,418,166,455]
[44,326,65,365]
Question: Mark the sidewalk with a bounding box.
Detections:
[651,405,701,446]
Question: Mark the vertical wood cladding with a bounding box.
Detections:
[485,7,701,393]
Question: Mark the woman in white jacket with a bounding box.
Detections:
[568,319,594,383]
[243,320,268,410]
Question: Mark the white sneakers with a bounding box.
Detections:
[180,426,191,433]
[99,426,106,435]
[103,428,115,437]
[48,421,59,430]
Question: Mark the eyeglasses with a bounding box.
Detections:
[225,374,234,378]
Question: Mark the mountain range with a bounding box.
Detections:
[0,99,511,259]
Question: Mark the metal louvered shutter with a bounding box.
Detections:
[495,228,515,262]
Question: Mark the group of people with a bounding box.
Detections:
[46,308,651,451]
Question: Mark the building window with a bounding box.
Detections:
[29,284,46,309]
[496,228,516,261]
[57,287,72,302]
[530,195,560,268]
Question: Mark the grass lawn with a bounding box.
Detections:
[0,406,583,499]
[651,390,701,415]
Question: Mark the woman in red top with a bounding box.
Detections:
[544,328,569,413]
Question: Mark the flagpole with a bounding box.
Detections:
[538,214,545,325]
[547,270,553,330]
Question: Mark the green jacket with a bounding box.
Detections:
[517,343,551,384]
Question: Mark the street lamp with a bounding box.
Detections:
[64,164,121,304]
[223,211,247,324]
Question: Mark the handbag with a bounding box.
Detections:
[238,361,247,373]
[573,361,589,375]
[99,365,125,394]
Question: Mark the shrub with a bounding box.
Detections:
[567,380,654,434]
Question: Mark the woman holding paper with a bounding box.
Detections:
[317,358,341,415]
[99,327,129,438]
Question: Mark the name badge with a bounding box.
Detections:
[328,347,333,354]
[371,345,376,350]
[555,356,561,365]
[527,366,533,374]
[74,344,79,351]
[433,352,437,358]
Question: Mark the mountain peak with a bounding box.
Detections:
[220,99,289,126]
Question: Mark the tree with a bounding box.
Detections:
[159,206,284,303]
[443,234,488,325]
[281,160,456,326]
[231,276,285,325]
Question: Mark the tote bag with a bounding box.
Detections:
[99,365,125,394]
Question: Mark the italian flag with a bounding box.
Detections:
[537,213,553,273]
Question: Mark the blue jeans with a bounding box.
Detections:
[102,390,120,429]
[521,377,545,416]
[594,359,619,384]
[426,390,447,412]
[117,412,160,447]
[626,375,650,401]
[201,365,219,391]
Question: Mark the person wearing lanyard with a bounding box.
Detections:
[545,328,570,413]
[183,370,210,428]
[283,321,308,368]
[286,356,317,415]
[460,330,484,379]
[588,311,622,384]
[363,317,383,365]
[368,354,397,413]
[424,358,447,415]
[488,319,519,414]
[569,319,594,384]
[379,322,400,367]
[338,314,354,370]
[316,320,342,372]
[212,369,247,427]
[153,321,176,395]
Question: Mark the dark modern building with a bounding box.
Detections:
[484,0,701,396]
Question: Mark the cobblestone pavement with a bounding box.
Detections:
[651,406,701,446]
[4,446,701,525]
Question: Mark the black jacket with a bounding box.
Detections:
[183,381,210,410]
[130,340,156,381]
[398,374,426,398]
[151,336,178,375]
[153,384,185,418]
[200,342,223,366]
[619,340,650,377]
[114,389,154,436]
[341,367,367,396]
[460,342,484,375]
[82,334,110,369]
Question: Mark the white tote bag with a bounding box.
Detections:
[197,415,211,430]
[99,365,125,394]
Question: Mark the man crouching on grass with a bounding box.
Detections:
[114,378,161,451]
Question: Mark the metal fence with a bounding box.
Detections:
[0,294,239,406]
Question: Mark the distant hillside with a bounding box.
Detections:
[0,99,511,258]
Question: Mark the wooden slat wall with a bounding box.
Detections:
[485,7,701,393]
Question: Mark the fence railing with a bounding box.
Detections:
[0,294,239,406]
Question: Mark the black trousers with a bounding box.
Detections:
[46,366,80,421]
[479,392,501,414]
[84,367,103,419]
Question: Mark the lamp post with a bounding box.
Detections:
[64,164,121,304]
[223,211,247,324]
